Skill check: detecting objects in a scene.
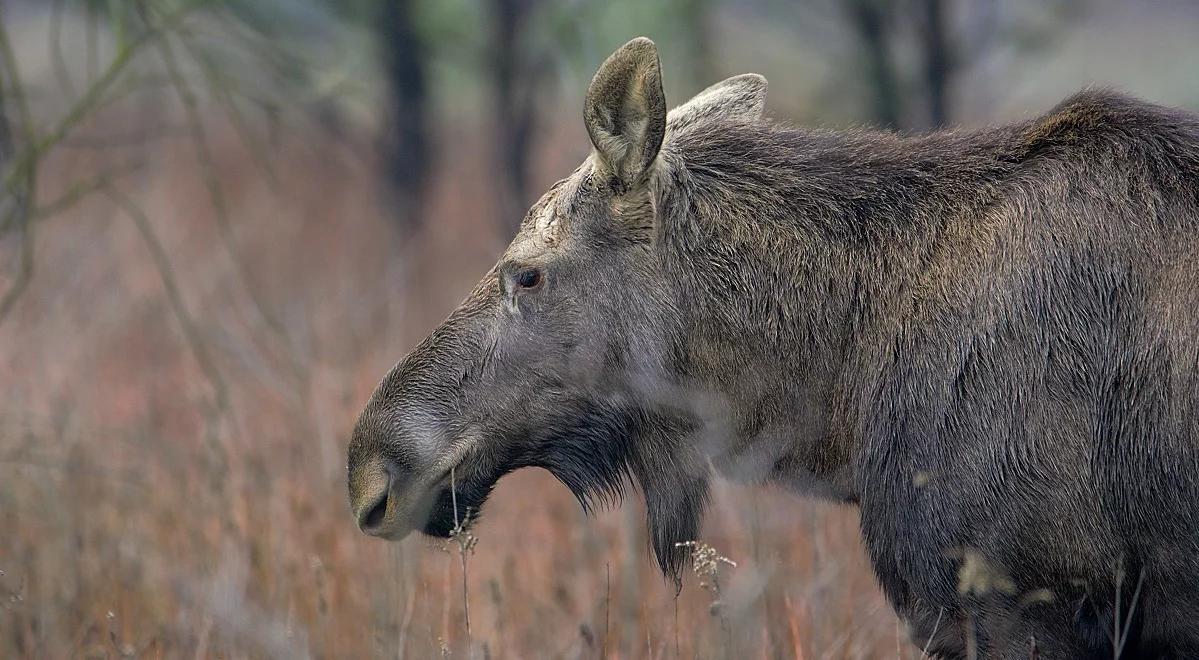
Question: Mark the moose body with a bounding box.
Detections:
[348,38,1199,658]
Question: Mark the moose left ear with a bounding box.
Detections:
[584,37,667,193]
[667,73,768,134]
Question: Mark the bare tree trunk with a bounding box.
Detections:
[919,0,953,127]
[844,0,902,129]
[378,0,430,236]
[489,0,544,235]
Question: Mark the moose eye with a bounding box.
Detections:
[515,268,542,290]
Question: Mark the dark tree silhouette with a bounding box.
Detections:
[489,0,552,234]
[0,86,11,169]
[844,0,901,128]
[918,0,953,127]
[841,0,959,129]
[378,0,431,235]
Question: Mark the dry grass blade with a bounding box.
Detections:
[448,466,477,657]
[676,540,737,655]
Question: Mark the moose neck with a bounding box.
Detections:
[650,121,1022,500]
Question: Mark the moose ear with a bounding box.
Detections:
[667,73,768,134]
[584,37,667,193]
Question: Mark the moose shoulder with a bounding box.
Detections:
[348,37,1199,658]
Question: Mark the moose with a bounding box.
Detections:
[348,37,1199,658]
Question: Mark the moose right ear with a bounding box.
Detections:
[584,37,668,193]
[667,73,768,134]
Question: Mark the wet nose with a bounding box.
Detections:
[350,457,393,535]
[356,486,389,534]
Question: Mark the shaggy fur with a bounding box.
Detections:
[349,37,1199,658]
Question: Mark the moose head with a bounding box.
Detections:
[348,38,777,576]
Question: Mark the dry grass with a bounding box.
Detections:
[0,103,899,658]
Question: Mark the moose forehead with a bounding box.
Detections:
[511,185,564,256]
[513,163,600,254]
[531,199,559,246]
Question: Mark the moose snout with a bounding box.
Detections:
[348,449,442,541]
[355,476,391,534]
[349,455,396,536]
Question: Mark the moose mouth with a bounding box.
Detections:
[419,461,502,538]
[354,454,494,542]
[369,412,635,541]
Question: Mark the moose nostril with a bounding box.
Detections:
[359,492,389,532]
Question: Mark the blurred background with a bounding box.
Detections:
[1,0,1197,657]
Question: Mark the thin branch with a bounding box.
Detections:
[0,12,34,141]
[673,595,680,660]
[145,7,318,432]
[94,72,195,114]
[1,1,204,195]
[150,26,294,346]
[33,162,144,221]
[0,9,37,325]
[920,607,945,658]
[104,186,230,474]
[1,2,201,323]
[1115,567,1146,658]
[205,10,319,90]
[50,0,77,100]
[175,28,279,186]
[59,126,189,150]
[0,221,33,324]
[184,15,375,166]
[450,466,474,657]
[105,186,228,412]
[603,562,610,660]
[86,1,99,85]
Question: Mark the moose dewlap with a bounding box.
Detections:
[347,37,1199,658]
